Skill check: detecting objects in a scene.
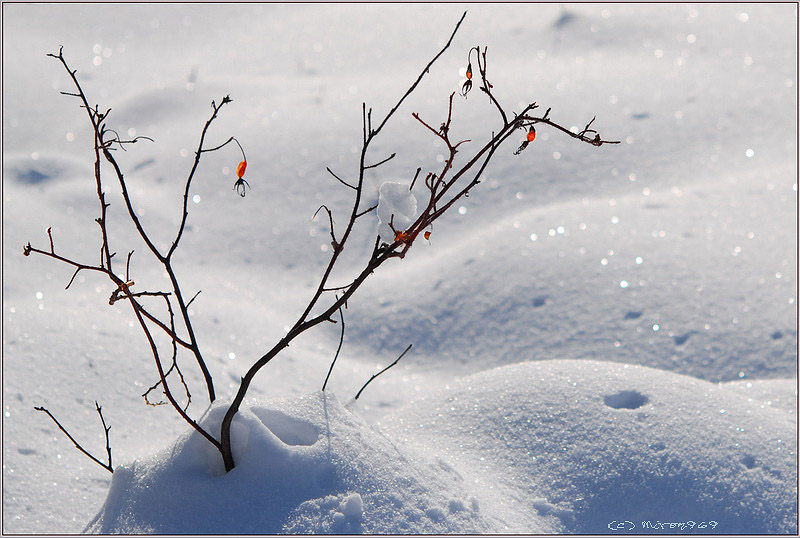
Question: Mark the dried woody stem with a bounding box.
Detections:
[217,12,471,472]
[217,11,618,472]
[354,344,413,400]
[28,47,230,457]
[30,12,619,475]
[321,297,346,392]
[34,402,113,474]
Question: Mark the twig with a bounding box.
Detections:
[35,48,219,445]
[34,14,620,477]
[200,136,234,153]
[409,167,423,190]
[321,297,346,391]
[34,403,113,473]
[185,290,202,309]
[364,152,396,170]
[125,250,133,281]
[95,402,113,470]
[354,344,412,400]
[142,294,192,411]
[354,203,378,219]
[313,204,338,249]
[326,167,357,190]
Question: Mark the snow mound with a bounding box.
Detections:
[351,172,796,383]
[84,392,509,534]
[85,360,795,534]
[380,360,797,534]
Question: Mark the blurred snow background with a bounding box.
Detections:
[2,3,797,533]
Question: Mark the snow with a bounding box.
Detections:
[377,181,418,244]
[85,394,498,534]
[380,360,796,533]
[2,3,797,534]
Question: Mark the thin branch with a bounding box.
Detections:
[142,294,192,411]
[373,12,467,137]
[199,136,235,154]
[362,102,368,145]
[96,93,219,402]
[477,46,508,126]
[322,281,355,293]
[95,401,113,471]
[354,344,412,400]
[49,48,114,274]
[412,112,447,141]
[125,250,133,281]
[186,290,202,309]
[34,404,113,473]
[65,267,82,290]
[313,204,338,249]
[169,95,232,259]
[355,203,378,219]
[521,114,620,146]
[326,167,357,190]
[38,47,219,427]
[26,239,194,348]
[321,297,346,391]
[409,167,423,190]
[124,289,218,449]
[364,152,396,170]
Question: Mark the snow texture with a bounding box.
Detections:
[2,3,797,535]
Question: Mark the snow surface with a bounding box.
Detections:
[2,3,797,534]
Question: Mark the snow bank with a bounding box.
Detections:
[87,360,795,534]
[350,168,797,383]
[85,392,507,534]
[381,360,797,534]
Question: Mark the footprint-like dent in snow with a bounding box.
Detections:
[532,295,549,307]
[603,390,649,409]
[623,311,642,320]
[14,168,51,184]
[4,153,85,185]
[251,408,319,446]
[673,331,697,346]
[740,454,757,469]
[132,158,155,171]
[771,331,783,340]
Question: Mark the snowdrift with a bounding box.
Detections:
[87,360,796,534]
[86,393,503,534]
